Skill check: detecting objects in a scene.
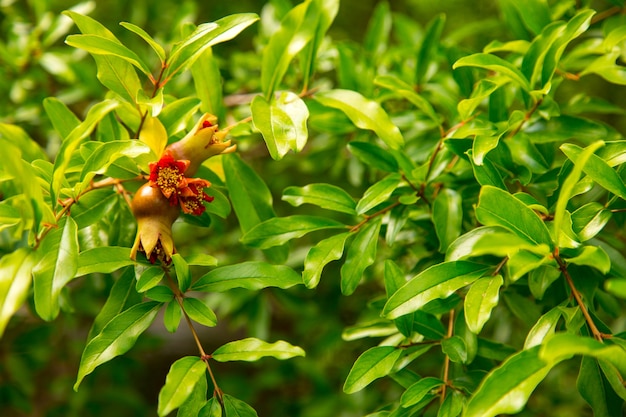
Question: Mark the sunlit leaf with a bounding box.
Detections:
[241,215,346,249]
[193,262,302,292]
[283,184,356,215]
[303,232,349,288]
[343,346,402,394]
[212,338,305,362]
[341,218,382,295]
[157,356,206,417]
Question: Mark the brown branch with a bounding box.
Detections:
[507,97,543,139]
[350,201,402,233]
[441,309,455,404]
[554,251,608,342]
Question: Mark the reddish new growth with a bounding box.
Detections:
[149,150,213,215]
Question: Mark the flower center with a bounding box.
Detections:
[156,166,184,197]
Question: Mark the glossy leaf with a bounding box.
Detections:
[70,189,118,229]
[74,301,162,390]
[157,356,206,417]
[252,92,309,160]
[464,346,553,417]
[565,246,610,274]
[300,0,339,91]
[182,297,217,327]
[341,218,382,295]
[400,377,445,407]
[190,47,224,120]
[375,75,439,124]
[475,186,553,249]
[0,249,36,337]
[138,115,168,156]
[120,21,166,62]
[432,188,462,252]
[212,337,305,363]
[356,173,401,214]
[164,13,259,83]
[33,217,79,321]
[171,254,191,293]
[163,301,182,333]
[76,246,135,276]
[261,1,318,97]
[453,53,530,91]
[79,140,150,184]
[193,262,302,292]
[303,232,349,288]
[343,346,402,394]
[241,215,346,249]
[464,275,503,334]
[136,266,165,293]
[524,307,562,349]
[282,183,356,215]
[315,89,404,150]
[383,261,488,319]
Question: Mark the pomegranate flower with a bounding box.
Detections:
[180,178,214,215]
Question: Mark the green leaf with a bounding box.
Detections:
[199,397,223,417]
[43,97,81,139]
[251,92,309,160]
[343,346,402,394]
[70,189,119,229]
[51,99,119,205]
[190,47,225,121]
[212,338,304,362]
[0,201,21,231]
[74,301,162,390]
[164,13,259,83]
[561,142,626,200]
[300,0,339,91]
[356,173,402,214]
[577,356,618,417]
[475,186,554,250]
[416,14,446,85]
[565,246,611,274]
[222,394,258,417]
[65,34,152,77]
[432,188,463,252]
[524,306,562,349]
[145,286,174,303]
[464,346,553,417]
[540,333,626,376]
[183,298,217,328]
[193,262,303,292]
[363,1,391,62]
[261,1,319,97]
[441,336,468,364]
[79,140,150,183]
[0,123,47,162]
[453,53,530,92]
[464,275,503,334]
[120,21,166,62]
[33,217,79,321]
[171,254,191,293]
[164,301,182,333]
[383,261,488,319]
[400,377,445,407]
[177,366,208,417]
[572,203,612,242]
[375,75,439,125]
[0,248,36,337]
[185,253,218,267]
[241,215,346,249]
[136,266,165,293]
[89,267,141,341]
[341,218,382,295]
[315,89,404,150]
[347,141,399,172]
[76,246,135,276]
[282,183,356,215]
[157,356,206,417]
[303,232,349,288]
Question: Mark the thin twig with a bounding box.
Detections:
[441,309,455,404]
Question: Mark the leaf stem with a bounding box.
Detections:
[440,309,455,404]
[554,251,607,342]
[349,200,402,232]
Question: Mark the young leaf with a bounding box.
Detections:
[383,261,488,319]
[193,262,303,292]
[341,218,382,295]
[343,346,402,394]
[164,301,182,333]
[120,21,166,62]
[464,346,553,417]
[182,298,217,328]
[315,89,404,150]
[241,215,346,249]
[199,397,223,417]
[33,217,79,321]
[164,13,259,83]
[212,338,305,362]
[355,173,401,214]
[74,301,162,390]
[79,140,151,184]
[524,307,562,349]
[303,232,350,288]
[283,183,356,215]
[261,1,319,97]
[464,275,503,334]
[432,188,463,252]
[300,0,339,91]
[475,185,554,250]
[136,266,165,293]
[251,92,309,160]
[76,246,135,276]
[0,248,37,337]
[157,356,206,417]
